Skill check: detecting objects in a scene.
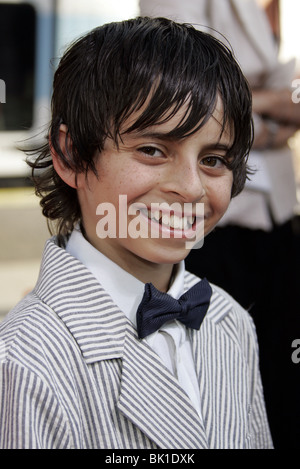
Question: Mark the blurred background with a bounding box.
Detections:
[1,0,300,320]
[0,0,139,320]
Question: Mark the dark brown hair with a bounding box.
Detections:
[27,16,253,236]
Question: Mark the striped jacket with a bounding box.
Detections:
[0,237,273,449]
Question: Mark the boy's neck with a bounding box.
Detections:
[123,259,176,293]
[81,225,176,292]
[110,251,176,293]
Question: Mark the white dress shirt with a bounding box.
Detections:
[66,227,202,417]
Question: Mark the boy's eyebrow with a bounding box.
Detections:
[201,142,233,153]
[129,130,233,152]
[128,130,178,141]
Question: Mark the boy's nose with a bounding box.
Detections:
[163,160,205,203]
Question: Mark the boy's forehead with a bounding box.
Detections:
[121,99,190,134]
[120,94,233,143]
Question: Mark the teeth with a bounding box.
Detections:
[170,215,177,229]
[182,216,189,230]
[152,210,161,222]
[172,214,183,229]
[148,209,195,230]
[161,213,170,227]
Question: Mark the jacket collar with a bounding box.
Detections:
[35,237,127,362]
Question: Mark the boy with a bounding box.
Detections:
[0,17,273,449]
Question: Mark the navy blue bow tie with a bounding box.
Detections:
[136,278,212,339]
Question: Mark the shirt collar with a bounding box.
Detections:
[65,227,185,328]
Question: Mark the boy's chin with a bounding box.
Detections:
[137,244,194,266]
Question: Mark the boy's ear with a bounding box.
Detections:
[50,124,78,189]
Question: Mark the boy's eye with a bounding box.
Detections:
[201,156,227,168]
[138,146,164,157]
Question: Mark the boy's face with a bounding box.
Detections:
[76,98,233,275]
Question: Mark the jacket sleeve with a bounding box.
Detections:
[0,360,73,449]
[213,283,274,449]
[244,314,274,449]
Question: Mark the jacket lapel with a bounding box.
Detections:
[117,324,208,449]
[188,280,252,448]
[35,237,127,362]
[116,272,212,449]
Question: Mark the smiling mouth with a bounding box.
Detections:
[147,209,196,231]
